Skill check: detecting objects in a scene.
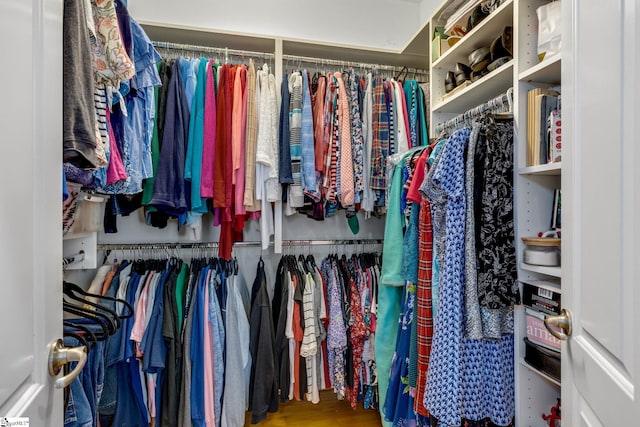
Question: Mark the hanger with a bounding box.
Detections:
[62,302,112,338]
[64,320,99,349]
[62,282,128,336]
[394,66,408,83]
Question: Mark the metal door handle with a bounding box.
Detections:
[544,308,573,341]
[48,338,87,389]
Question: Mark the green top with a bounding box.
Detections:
[176,262,189,333]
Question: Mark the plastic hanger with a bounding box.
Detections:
[63,281,133,321]
[62,303,112,338]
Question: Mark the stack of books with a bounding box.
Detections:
[527,88,561,166]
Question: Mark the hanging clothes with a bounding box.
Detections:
[248,258,279,423]
[422,127,514,427]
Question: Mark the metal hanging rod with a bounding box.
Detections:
[282,53,428,77]
[97,239,383,251]
[152,41,275,61]
[435,87,514,135]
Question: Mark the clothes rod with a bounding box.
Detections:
[435,87,514,134]
[152,41,275,60]
[97,239,383,251]
[281,53,428,77]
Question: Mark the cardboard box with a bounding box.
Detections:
[521,279,561,316]
[525,308,562,351]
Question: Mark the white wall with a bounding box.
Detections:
[128,0,423,51]
[65,204,385,298]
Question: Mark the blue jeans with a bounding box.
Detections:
[64,337,104,427]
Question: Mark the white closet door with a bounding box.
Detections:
[0,0,63,424]
[563,0,640,425]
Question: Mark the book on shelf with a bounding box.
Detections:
[527,88,560,166]
[548,107,562,162]
[551,189,561,230]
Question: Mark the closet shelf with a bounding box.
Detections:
[519,358,561,387]
[432,0,514,69]
[519,53,562,83]
[519,263,561,278]
[63,231,97,241]
[432,60,514,113]
[518,162,562,176]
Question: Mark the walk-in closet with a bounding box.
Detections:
[2,0,640,426]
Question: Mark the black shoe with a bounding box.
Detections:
[502,26,513,56]
[445,71,457,93]
[470,68,490,82]
[454,63,471,85]
[490,32,512,61]
[467,4,489,32]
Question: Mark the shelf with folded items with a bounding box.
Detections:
[432,0,514,70]
[519,53,562,84]
[432,59,514,114]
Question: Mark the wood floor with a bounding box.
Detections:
[244,390,382,426]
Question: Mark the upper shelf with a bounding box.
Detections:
[519,53,562,83]
[433,60,513,113]
[432,0,514,69]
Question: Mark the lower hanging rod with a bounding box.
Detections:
[96,239,383,251]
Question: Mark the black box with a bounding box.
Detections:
[521,280,561,316]
[524,337,561,381]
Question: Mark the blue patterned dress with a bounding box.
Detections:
[383,279,417,427]
[422,128,514,427]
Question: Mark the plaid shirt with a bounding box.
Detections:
[370,74,389,191]
[414,196,434,417]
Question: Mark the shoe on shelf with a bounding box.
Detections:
[488,27,513,71]
[502,26,513,56]
[454,63,471,85]
[445,71,457,93]
[470,68,490,83]
[467,4,489,32]
[487,56,511,71]
[490,31,512,61]
[468,47,491,72]
[447,24,467,47]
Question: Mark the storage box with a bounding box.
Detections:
[521,280,561,315]
[525,308,562,351]
[431,27,449,62]
[524,337,561,381]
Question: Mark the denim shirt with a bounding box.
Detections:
[101,20,161,195]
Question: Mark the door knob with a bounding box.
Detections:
[544,308,573,341]
[48,338,87,389]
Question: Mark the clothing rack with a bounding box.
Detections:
[152,41,275,63]
[435,87,514,136]
[96,239,383,251]
[281,53,429,80]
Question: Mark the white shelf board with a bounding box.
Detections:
[520,358,561,387]
[520,262,561,278]
[433,60,514,113]
[432,0,514,69]
[519,53,562,83]
[518,162,562,176]
[63,231,97,241]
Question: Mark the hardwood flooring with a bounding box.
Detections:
[244,390,382,426]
